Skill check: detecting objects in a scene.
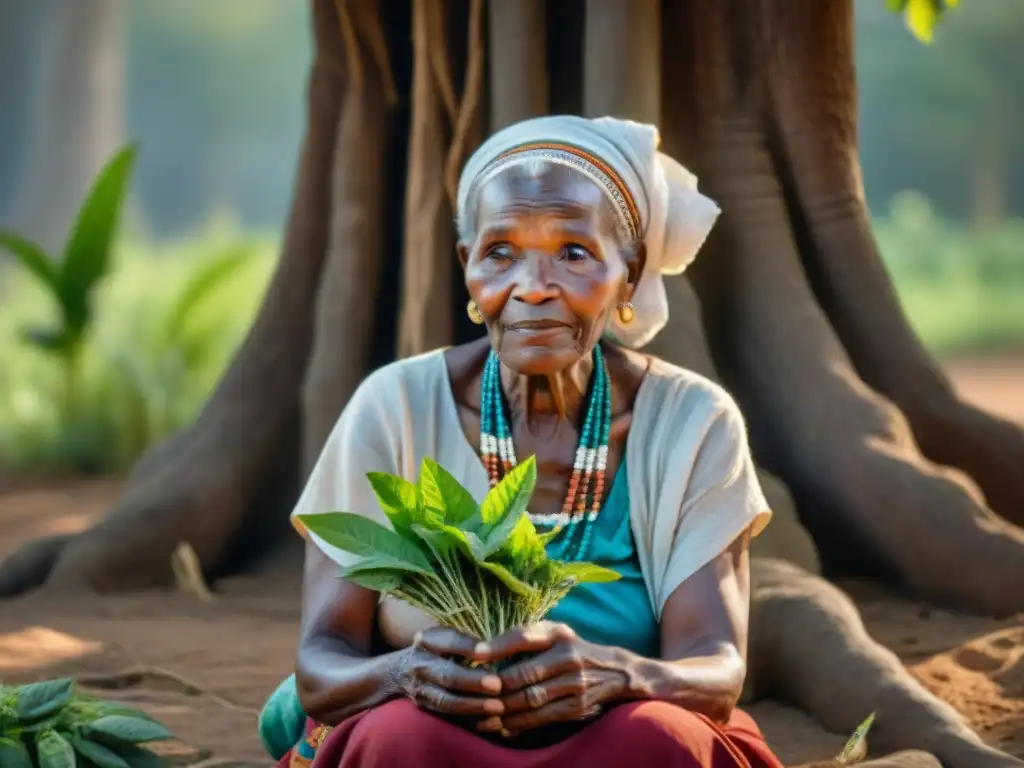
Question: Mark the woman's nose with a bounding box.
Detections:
[511,254,559,304]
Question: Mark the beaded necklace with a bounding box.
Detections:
[479,345,612,562]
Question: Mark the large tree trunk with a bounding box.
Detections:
[11,0,126,253]
[1,1,1022,764]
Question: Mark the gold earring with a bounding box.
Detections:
[467,299,484,325]
[617,301,635,324]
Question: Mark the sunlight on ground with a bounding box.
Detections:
[0,625,103,672]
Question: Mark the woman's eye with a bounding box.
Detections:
[561,244,593,262]
[485,243,514,261]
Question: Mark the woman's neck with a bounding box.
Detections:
[500,352,595,431]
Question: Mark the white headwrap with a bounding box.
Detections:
[456,115,720,348]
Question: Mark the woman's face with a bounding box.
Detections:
[460,163,643,376]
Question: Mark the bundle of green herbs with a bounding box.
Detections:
[297,455,620,643]
[0,677,175,767]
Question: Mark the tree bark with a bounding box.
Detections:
[12,0,125,253]
[766,0,1024,527]
[660,0,1024,617]
[303,0,395,468]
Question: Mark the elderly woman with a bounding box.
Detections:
[260,115,784,767]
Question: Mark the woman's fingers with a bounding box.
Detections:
[472,621,577,663]
[420,656,502,696]
[500,696,600,733]
[415,627,480,659]
[410,683,504,717]
[498,645,583,693]
[499,672,588,714]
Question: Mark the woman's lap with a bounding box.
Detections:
[279,699,783,768]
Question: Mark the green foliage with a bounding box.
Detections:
[0,678,174,768]
[886,0,960,43]
[874,193,1024,353]
[837,711,877,764]
[0,222,273,473]
[0,145,137,421]
[297,455,620,644]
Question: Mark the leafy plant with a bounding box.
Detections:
[836,711,877,765]
[297,455,620,646]
[0,677,175,767]
[0,144,137,420]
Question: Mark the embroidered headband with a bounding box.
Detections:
[467,142,641,242]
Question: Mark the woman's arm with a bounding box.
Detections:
[296,541,504,725]
[619,529,751,722]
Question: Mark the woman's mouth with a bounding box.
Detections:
[507,320,571,333]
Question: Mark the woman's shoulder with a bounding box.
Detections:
[638,356,745,425]
[350,349,448,402]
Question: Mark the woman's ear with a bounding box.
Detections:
[625,241,647,291]
[457,241,470,269]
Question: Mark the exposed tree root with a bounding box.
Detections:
[749,559,1023,768]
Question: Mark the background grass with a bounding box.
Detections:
[1,197,1022,474]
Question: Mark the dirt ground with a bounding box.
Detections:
[0,352,1021,767]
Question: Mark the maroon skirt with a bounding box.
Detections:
[279,698,784,768]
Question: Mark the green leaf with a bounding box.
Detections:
[477,561,538,597]
[837,711,876,765]
[15,678,74,723]
[72,736,131,768]
[553,562,622,584]
[410,523,486,565]
[339,552,433,586]
[0,231,58,291]
[296,512,433,572]
[0,738,33,768]
[417,459,479,525]
[84,715,173,745]
[366,472,421,535]
[904,0,939,43]
[496,515,548,572]
[338,567,406,592]
[107,744,169,768]
[162,247,252,348]
[476,457,537,556]
[21,325,70,354]
[58,143,138,333]
[537,527,561,546]
[36,730,76,768]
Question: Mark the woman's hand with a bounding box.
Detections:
[396,627,505,719]
[471,622,631,735]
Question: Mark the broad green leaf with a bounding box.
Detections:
[0,231,57,291]
[59,144,138,331]
[366,472,421,535]
[411,523,485,564]
[477,561,537,597]
[554,562,622,584]
[493,515,548,575]
[417,458,479,525]
[296,512,432,571]
[476,457,538,556]
[15,678,74,723]
[338,568,405,592]
[0,738,32,768]
[72,736,131,768]
[84,715,173,745]
[537,527,562,546]
[36,730,76,768]
[107,744,169,768]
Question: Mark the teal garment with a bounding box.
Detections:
[258,461,657,759]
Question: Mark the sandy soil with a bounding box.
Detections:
[0,354,1021,767]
